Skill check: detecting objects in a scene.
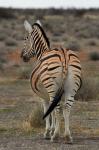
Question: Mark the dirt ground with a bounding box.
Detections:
[0,79,99,150]
[0,135,99,150]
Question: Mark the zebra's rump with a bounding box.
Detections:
[30,48,81,101]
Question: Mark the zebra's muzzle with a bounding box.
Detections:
[21,52,30,62]
[22,55,30,62]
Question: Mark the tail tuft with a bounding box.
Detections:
[43,87,64,120]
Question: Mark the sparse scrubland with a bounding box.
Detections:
[0,8,99,149]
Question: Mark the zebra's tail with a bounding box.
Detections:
[43,87,64,120]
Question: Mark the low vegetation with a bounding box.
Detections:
[0,33,6,41]
[29,104,44,128]
[66,40,81,51]
[22,104,44,132]
[5,38,17,47]
[89,52,99,61]
[76,77,99,101]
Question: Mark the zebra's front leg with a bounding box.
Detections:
[51,106,61,142]
[63,98,74,144]
[43,101,50,139]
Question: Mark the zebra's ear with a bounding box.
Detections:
[36,20,42,26]
[24,20,32,33]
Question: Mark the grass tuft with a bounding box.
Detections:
[22,104,44,133]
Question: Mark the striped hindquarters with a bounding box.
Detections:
[30,49,66,100]
[43,49,82,119]
[68,50,82,90]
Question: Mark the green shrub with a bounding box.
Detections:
[89,52,99,61]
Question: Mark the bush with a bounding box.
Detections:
[73,9,86,17]
[0,8,16,19]
[19,68,30,79]
[76,77,99,101]
[0,33,6,41]
[5,38,17,46]
[89,52,99,61]
[87,40,97,46]
[66,40,81,51]
[28,104,44,128]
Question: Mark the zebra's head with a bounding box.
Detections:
[21,20,36,62]
[21,20,50,62]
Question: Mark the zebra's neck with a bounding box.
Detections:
[32,25,50,59]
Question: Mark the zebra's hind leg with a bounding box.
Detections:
[42,101,51,139]
[63,98,74,144]
[50,111,55,136]
[51,105,61,142]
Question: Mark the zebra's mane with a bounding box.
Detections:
[32,23,50,48]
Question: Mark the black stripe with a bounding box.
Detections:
[75,74,81,81]
[48,66,59,71]
[33,23,50,48]
[42,77,51,83]
[71,96,74,97]
[61,48,66,66]
[33,31,38,40]
[69,53,79,60]
[48,91,55,93]
[34,38,41,49]
[70,64,81,70]
[53,48,59,51]
[72,60,80,63]
[76,75,82,89]
[35,37,41,49]
[66,102,71,107]
[40,68,47,75]
[38,42,44,55]
[35,68,47,91]
[75,81,79,87]
[30,62,41,92]
[34,34,39,44]
[31,62,41,77]
[45,84,54,88]
[41,54,61,62]
[36,48,42,58]
[67,99,74,102]
[73,89,77,93]
[35,35,42,45]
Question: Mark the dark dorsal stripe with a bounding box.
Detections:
[32,23,50,48]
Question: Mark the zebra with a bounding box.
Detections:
[21,20,82,143]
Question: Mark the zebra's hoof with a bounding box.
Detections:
[44,130,50,140]
[65,135,73,144]
[50,128,55,136]
[50,134,59,142]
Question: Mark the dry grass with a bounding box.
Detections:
[29,104,44,128]
[21,104,45,133]
[76,77,99,101]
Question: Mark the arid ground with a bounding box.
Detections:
[0,8,99,149]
